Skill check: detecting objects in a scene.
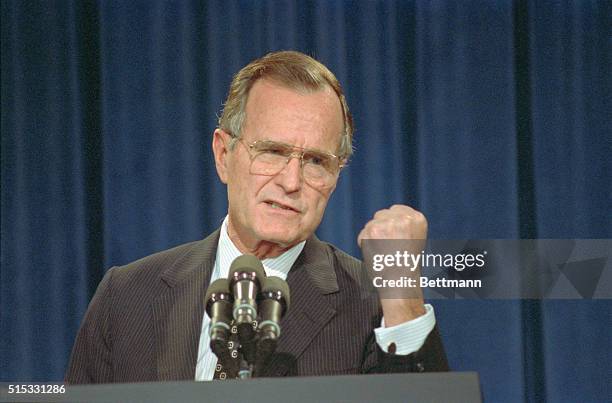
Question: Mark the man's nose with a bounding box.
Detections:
[275,155,303,192]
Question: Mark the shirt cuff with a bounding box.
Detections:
[374,304,436,355]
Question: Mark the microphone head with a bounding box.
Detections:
[205,278,232,314]
[228,254,266,287]
[261,276,290,310]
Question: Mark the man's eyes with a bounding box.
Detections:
[256,143,332,166]
[261,145,290,155]
[303,153,327,166]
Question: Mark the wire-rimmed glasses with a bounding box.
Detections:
[236,138,345,189]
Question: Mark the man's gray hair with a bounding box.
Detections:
[218,50,354,160]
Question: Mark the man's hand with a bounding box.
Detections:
[358,205,428,327]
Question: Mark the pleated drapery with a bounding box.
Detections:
[2,1,610,401]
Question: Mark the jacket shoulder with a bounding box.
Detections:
[320,241,362,276]
[316,240,374,294]
[113,239,205,276]
[107,230,218,292]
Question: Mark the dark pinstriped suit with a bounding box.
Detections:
[66,229,448,383]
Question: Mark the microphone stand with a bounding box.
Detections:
[237,325,258,379]
[238,357,253,379]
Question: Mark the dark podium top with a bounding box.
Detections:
[1,372,481,403]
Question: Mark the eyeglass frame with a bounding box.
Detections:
[227,133,347,187]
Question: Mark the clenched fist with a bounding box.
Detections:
[357,205,428,246]
[358,205,428,326]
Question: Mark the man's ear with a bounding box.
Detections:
[212,129,230,184]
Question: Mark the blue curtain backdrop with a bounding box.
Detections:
[1,1,610,402]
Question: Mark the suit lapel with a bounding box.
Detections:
[150,231,339,379]
[264,236,339,376]
[151,230,220,381]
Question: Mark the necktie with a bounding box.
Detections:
[213,319,241,380]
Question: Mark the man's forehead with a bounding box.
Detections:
[243,79,344,144]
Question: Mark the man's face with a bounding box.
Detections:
[213,79,344,253]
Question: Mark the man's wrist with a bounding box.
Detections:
[381,299,426,327]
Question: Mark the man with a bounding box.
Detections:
[66,51,448,383]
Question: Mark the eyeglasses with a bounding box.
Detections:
[235,138,345,189]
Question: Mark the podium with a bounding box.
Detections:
[1,372,481,402]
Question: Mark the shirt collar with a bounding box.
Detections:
[216,215,305,280]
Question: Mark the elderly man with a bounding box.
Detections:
[66,51,448,383]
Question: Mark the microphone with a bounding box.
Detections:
[205,278,236,373]
[228,255,266,368]
[255,276,290,372]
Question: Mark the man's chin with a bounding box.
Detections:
[255,229,304,249]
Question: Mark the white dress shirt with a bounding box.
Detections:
[195,216,435,380]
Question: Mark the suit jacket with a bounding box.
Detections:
[66,229,448,383]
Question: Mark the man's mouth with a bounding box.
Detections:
[265,200,299,213]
